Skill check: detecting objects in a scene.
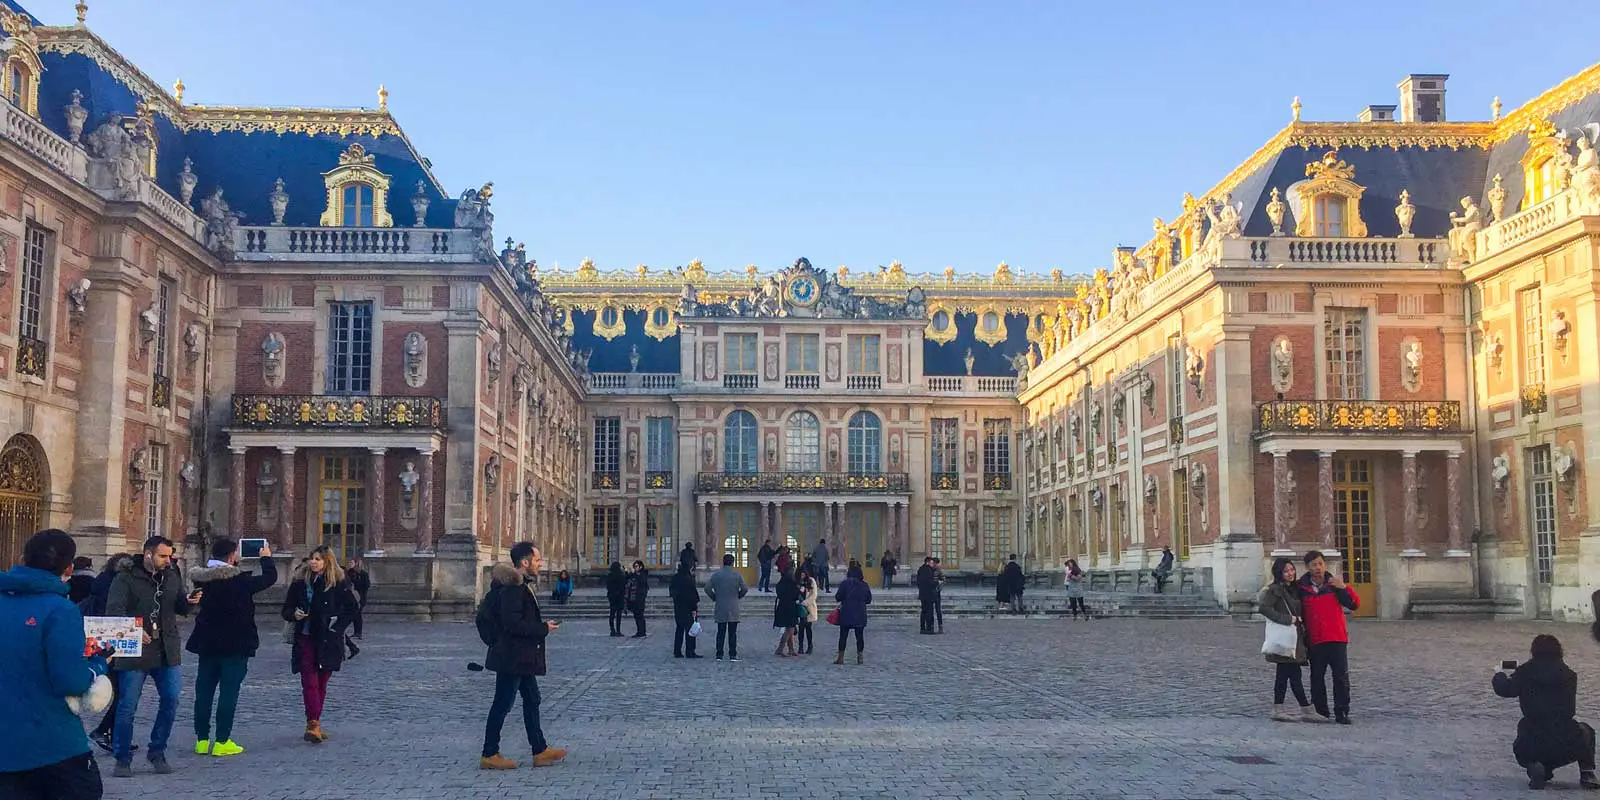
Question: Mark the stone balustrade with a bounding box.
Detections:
[0,101,87,181]
[234,226,479,261]
[1477,189,1583,258]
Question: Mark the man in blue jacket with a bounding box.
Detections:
[0,529,114,799]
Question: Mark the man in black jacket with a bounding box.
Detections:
[1494,634,1600,789]
[107,536,197,778]
[670,562,701,658]
[345,558,371,639]
[480,542,566,771]
[915,557,938,634]
[1001,555,1025,614]
[756,540,776,593]
[186,538,278,757]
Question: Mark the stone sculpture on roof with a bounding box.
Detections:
[676,257,927,320]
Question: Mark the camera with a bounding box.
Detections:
[1502,659,1519,671]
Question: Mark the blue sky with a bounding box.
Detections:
[65,0,1593,276]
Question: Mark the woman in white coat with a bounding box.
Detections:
[797,567,820,655]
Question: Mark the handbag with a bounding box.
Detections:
[688,620,702,637]
[826,607,841,626]
[1261,620,1298,658]
[282,619,297,645]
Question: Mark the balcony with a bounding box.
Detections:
[14,336,45,379]
[1239,236,1441,268]
[846,374,882,391]
[1478,189,1584,259]
[0,101,87,181]
[930,471,959,491]
[150,374,172,409]
[645,471,673,489]
[1255,399,1464,435]
[785,374,819,390]
[927,375,1018,395]
[695,471,910,494]
[592,471,620,490]
[232,394,445,429]
[234,226,479,262]
[586,372,678,394]
[983,473,1012,491]
[723,373,758,390]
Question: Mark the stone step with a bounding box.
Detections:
[1408,597,1523,620]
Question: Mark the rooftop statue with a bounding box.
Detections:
[676,257,926,321]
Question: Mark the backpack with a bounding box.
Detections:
[475,584,503,647]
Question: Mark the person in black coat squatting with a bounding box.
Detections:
[279,545,360,745]
[479,541,567,771]
[604,562,627,637]
[1494,634,1600,790]
[670,562,701,658]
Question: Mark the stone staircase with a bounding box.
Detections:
[1407,596,1524,620]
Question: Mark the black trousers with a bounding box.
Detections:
[353,594,367,637]
[1068,597,1088,617]
[1515,721,1597,772]
[673,612,697,656]
[608,601,624,634]
[797,621,813,652]
[1274,662,1310,706]
[933,596,944,627]
[1308,641,1351,716]
[481,673,547,758]
[631,604,646,636]
[0,751,103,800]
[919,598,935,632]
[716,621,739,658]
[91,676,122,736]
[837,625,864,653]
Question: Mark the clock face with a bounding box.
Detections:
[787,275,819,307]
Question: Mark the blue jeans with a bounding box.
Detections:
[114,665,181,762]
[482,673,547,758]
[758,561,772,591]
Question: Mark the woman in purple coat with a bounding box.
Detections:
[832,561,873,666]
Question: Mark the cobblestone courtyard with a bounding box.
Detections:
[94,615,1600,799]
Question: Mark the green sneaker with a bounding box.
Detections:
[210,740,244,757]
[194,740,212,756]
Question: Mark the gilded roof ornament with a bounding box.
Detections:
[1291,96,1301,122]
[75,2,87,26]
[1304,150,1356,181]
[172,78,184,105]
[338,142,375,167]
[993,261,1014,285]
[577,258,598,279]
[1491,96,1502,121]
[377,84,388,111]
[1527,118,1558,140]
[685,259,707,282]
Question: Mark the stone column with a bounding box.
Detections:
[1272,451,1293,555]
[368,448,387,555]
[758,500,771,548]
[708,501,721,561]
[822,501,834,550]
[695,501,706,560]
[1401,451,1422,556]
[417,449,436,553]
[1446,452,1468,556]
[277,447,296,552]
[773,501,785,547]
[229,447,247,538]
[1318,450,1337,554]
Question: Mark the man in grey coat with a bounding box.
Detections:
[703,554,748,662]
[812,539,831,592]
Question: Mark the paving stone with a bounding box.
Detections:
[94,616,1600,798]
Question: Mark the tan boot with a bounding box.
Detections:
[532,747,567,767]
[304,720,326,744]
[1270,704,1295,722]
[833,650,844,665]
[479,753,518,770]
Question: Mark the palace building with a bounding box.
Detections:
[1,0,1599,619]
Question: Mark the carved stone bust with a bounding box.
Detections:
[262,332,286,388]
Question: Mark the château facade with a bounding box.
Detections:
[1,0,1599,620]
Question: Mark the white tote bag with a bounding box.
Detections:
[687,620,702,638]
[1261,620,1298,659]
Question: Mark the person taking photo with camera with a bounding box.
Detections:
[1298,550,1358,724]
[1494,634,1600,790]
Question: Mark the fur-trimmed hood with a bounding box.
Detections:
[491,563,525,587]
[188,563,241,585]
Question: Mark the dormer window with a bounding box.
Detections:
[320,144,393,227]
[1294,151,1367,239]
[0,10,41,117]
[1313,195,1345,237]
[6,62,28,109]
[1521,120,1567,208]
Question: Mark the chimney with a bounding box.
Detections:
[1397,74,1448,123]
[1358,104,1397,123]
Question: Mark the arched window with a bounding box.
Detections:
[847,411,881,474]
[2,54,39,117]
[723,411,758,474]
[784,412,820,472]
[341,183,376,228]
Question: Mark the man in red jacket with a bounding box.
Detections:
[1299,550,1359,724]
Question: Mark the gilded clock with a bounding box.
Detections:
[786,274,819,307]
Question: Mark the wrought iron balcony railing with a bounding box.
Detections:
[1255,399,1464,434]
[645,471,673,489]
[931,471,959,491]
[592,471,620,490]
[695,471,910,494]
[983,472,1012,491]
[15,335,46,378]
[232,394,445,429]
[1521,385,1548,417]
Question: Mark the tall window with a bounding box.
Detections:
[1529,446,1556,585]
[847,334,880,374]
[1167,334,1185,417]
[18,224,47,341]
[319,455,367,559]
[981,506,1012,568]
[154,278,174,377]
[1520,287,1546,389]
[341,183,376,228]
[1172,468,1191,560]
[591,505,618,564]
[645,417,674,472]
[847,411,881,474]
[725,333,758,374]
[1313,195,1345,237]
[1324,309,1366,400]
[326,301,374,394]
[645,506,674,568]
[929,506,959,566]
[786,334,819,373]
[592,416,620,481]
[724,410,759,474]
[982,419,1011,478]
[784,411,821,471]
[931,418,959,475]
[7,64,24,109]
[144,444,166,540]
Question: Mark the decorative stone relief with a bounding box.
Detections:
[1143,473,1157,508]
[268,178,289,226]
[1184,346,1205,399]
[67,278,89,316]
[126,445,148,489]
[1486,174,1507,223]
[1395,189,1416,238]
[1068,410,1081,445]
[1555,444,1577,486]
[1138,370,1155,412]
[830,432,843,469]
[1486,333,1505,373]
[1400,339,1423,393]
[1088,486,1104,508]
[64,89,87,144]
[179,460,198,490]
[486,343,503,384]
[262,332,286,388]
[702,432,716,467]
[183,323,202,364]
[483,455,500,494]
[1550,310,1571,359]
[138,303,157,350]
[1491,455,1511,497]
[178,158,198,206]
[1574,128,1600,214]
[1270,337,1293,394]
[1110,393,1127,432]
[403,331,427,388]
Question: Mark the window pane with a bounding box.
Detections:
[593,417,620,473]
[983,419,1011,476]
[19,224,47,340]
[784,412,820,471]
[724,411,758,474]
[646,417,674,471]
[931,418,958,474]
[328,301,374,394]
[1521,287,1545,387]
[847,411,880,474]
[1324,308,1366,400]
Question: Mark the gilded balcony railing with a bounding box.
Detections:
[645,471,673,489]
[150,374,172,409]
[15,336,46,379]
[695,471,910,494]
[983,472,1012,491]
[1255,399,1463,434]
[1521,385,1548,416]
[232,394,445,429]
[592,471,620,490]
[931,471,959,491]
